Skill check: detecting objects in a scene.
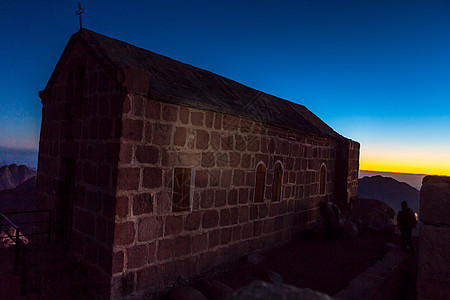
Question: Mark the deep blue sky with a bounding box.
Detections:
[1,1,449,174]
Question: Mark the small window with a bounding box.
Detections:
[319,164,327,195]
[172,168,191,212]
[272,162,283,201]
[254,163,266,203]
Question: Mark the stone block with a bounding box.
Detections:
[135,145,159,164]
[239,206,249,223]
[219,209,231,227]
[233,170,245,186]
[242,223,253,239]
[179,106,189,124]
[157,238,174,261]
[220,170,232,187]
[196,130,210,149]
[142,167,162,188]
[227,189,238,205]
[221,228,232,245]
[191,111,204,126]
[138,216,163,241]
[195,170,208,188]
[192,233,208,253]
[114,222,136,246]
[165,215,183,236]
[200,190,214,209]
[127,244,148,269]
[122,118,143,141]
[184,212,201,231]
[420,176,450,226]
[208,229,221,248]
[202,210,219,229]
[230,207,239,225]
[215,189,227,207]
[173,127,187,146]
[418,225,450,299]
[117,167,140,191]
[153,123,172,145]
[174,235,192,257]
[162,104,178,122]
[132,193,153,215]
[137,265,162,291]
[112,250,124,274]
[230,152,241,168]
[201,152,215,168]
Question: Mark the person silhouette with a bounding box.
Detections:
[396,201,417,253]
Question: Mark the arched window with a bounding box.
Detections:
[172,167,191,212]
[272,162,283,201]
[254,163,266,203]
[319,164,327,195]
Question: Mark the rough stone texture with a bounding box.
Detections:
[36,30,360,299]
[417,225,450,299]
[350,198,397,233]
[36,42,122,299]
[111,96,352,297]
[420,176,450,226]
[417,176,450,300]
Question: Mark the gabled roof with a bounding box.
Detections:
[41,29,342,139]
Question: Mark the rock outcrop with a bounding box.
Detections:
[350,198,397,233]
[0,164,36,191]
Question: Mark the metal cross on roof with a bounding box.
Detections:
[76,2,84,30]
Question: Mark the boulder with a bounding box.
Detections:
[350,198,397,233]
[233,280,335,300]
[319,201,359,239]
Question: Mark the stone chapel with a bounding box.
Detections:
[36,29,359,298]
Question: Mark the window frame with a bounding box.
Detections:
[172,167,193,212]
[254,162,267,203]
[271,161,283,202]
[319,163,327,195]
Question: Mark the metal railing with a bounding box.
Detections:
[0,209,52,295]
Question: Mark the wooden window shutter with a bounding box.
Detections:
[173,168,191,212]
[272,162,282,201]
[254,164,266,203]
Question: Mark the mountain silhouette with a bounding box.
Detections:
[358,175,420,214]
[0,164,36,191]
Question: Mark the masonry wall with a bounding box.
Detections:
[37,42,124,298]
[334,139,360,210]
[111,94,340,297]
[418,176,450,299]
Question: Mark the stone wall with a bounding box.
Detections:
[418,176,450,299]
[111,94,339,297]
[334,139,360,210]
[37,42,124,298]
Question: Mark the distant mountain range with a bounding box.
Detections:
[0,164,36,191]
[0,146,38,169]
[359,170,426,190]
[358,175,420,214]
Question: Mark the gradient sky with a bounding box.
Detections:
[1,0,449,175]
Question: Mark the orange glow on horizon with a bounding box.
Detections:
[360,150,450,177]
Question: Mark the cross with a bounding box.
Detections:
[76,2,84,30]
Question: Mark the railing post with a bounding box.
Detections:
[13,229,20,275]
[20,244,27,296]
